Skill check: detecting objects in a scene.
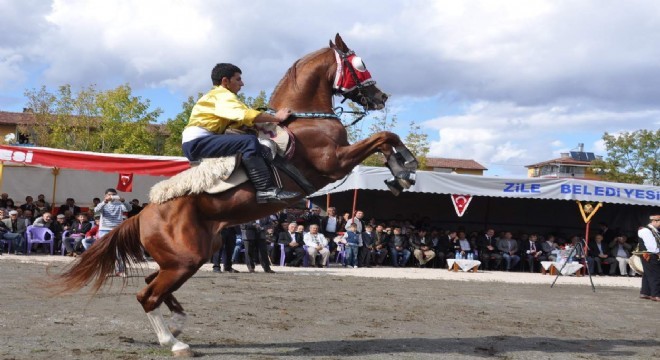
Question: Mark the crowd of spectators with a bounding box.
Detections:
[0,192,144,256]
[0,193,641,277]
[216,206,642,276]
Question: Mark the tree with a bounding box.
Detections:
[590,129,660,185]
[404,119,429,169]
[21,84,163,154]
[162,95,201,156]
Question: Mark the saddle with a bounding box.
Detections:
[149,124,314,204]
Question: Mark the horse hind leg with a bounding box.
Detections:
[145,271,187,337]
[138,268,199,357]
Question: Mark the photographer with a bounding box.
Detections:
[94,188,131,276]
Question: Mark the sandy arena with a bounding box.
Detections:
[0,255,658,360]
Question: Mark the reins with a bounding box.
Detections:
[260,106,367,127]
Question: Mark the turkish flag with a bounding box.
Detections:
[450,194,473,217]
[117,173,133,192]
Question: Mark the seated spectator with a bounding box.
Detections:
[50,213,70,251]
[0,192,8,208]
[263,226,277,264]
[58,198,81,216]
[62,213,92,256]
[588,234,616,275]
[19,196,37,213]
[0,208,6,220]
[453,230,476,258]
[34,199,49,217]
[20,209,33,227]
[497,231,520,271]
[434,229,456,268]
[82,216,100,250]
[521,233,546,272]
[369,224,389,266]
[609,235,635,276]
[478,228,502,271]
[31,212,54,253]
[2,210,27,254]
[303,224,329,267]
[569,235,592,272]
[389,226,411,267]
[5,198,16,211]
[542,235,558,261]
[278,222,305,267]
[36,194,51,210]
[411,228,435,268]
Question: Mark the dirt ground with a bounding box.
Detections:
[0,257,658,360]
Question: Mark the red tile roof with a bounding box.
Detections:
[0,111,36,125]
[426,157,487,170]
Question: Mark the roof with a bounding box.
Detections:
[426,157,487,170]
[0,111,36,125]
[311,165,660,207]
[526,157,592,168]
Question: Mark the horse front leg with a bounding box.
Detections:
[335,131,418,195]
[335,131,402,174]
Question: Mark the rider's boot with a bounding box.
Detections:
[242,156,300,204]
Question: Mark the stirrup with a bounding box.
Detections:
[255,188,300,204]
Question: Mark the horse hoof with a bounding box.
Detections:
[172,347,194,357]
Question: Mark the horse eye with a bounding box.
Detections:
[351,57,367,72]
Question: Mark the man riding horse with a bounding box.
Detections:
[181,63,300,203]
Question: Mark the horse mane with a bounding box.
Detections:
[271,47,334,96]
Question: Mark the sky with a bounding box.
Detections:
[1,0,659,177]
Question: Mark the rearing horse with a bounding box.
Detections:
[56,34,417,357]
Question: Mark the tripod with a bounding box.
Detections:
[550,241,596,292]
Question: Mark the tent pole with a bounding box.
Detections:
[51,167,60,212]
[326,193,330,210]
[0,161,4,192]
[351,188,358,217]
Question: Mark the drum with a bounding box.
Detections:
[628,254,644,275]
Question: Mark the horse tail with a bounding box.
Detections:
[55,215,143,294]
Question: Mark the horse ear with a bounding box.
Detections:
[329,39,336,50]
[335,33,349,52]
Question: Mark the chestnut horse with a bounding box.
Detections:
[56,34,417,357]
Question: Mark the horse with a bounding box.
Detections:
[55,33,418,357]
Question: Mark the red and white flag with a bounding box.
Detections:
[117,173,134,192]
[451,194,473,217]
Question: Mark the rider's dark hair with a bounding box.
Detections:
[211,63,242,86]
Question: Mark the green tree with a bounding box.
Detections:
[162,95,201,156]
[22,84,163,154]
[341,102,366,144]
[590,129,660,185]
[404,119,429,169]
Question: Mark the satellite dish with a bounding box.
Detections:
[4,133,16,143]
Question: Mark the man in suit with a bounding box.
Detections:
[389,226,411,267]
[278,222,305,267]
[411,228,435,268]
[609,235,634,276]
[521,233,545,272]
[477,228,503,271]
[360,224,375,267]
[588,234,616,275]
[369,224,389,266]
[497,231,520,271]
[2,210,26,254]
[320,206,343,254]
[58,198,81,216]
[434,229,456,268]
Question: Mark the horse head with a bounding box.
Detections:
[330,33,388,110]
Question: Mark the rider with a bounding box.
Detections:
[182,63,300,204]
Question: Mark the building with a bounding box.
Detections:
[526,144,602,180]
[0,110,35,144]
[423,157,487,175]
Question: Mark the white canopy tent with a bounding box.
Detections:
[309,166,659,236]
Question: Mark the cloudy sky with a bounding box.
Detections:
[1,0,658,177]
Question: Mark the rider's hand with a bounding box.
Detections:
[274,108,292,122]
